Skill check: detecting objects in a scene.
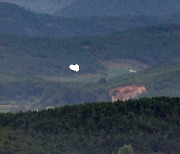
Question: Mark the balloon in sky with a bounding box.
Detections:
[69,64,80,72]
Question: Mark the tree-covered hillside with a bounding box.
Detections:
[0,2,180,38]
[0,97,179,153]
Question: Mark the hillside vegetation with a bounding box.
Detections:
[0,24,179,76]
[0,97,179,153]
[109,64,180,98]
[0,63,179,112]
[0,24,179,111]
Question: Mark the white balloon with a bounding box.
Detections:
[69,64,80,72]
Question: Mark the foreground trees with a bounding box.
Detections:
[0,97,179,153]
[118,145,135,154]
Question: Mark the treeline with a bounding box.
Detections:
[0,97,179,153]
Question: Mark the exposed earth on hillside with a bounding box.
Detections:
[109,85,146,102]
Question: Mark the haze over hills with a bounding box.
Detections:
[56,0,180,17]
[0,0,75,14]
[1,2,179,38]
[1,0,179,17]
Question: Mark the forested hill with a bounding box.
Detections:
[0,97,179,153]
[0,2,180,38]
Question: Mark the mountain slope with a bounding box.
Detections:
[109,64,180,98]
[0,24,179,75]
[0,63,179,112]
[0,24,179,111]
[56,0,180,17]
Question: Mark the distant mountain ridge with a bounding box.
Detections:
[1,0,180,17]
[0,0,75,14]
[57,0,180,17]
[1,2,179,37]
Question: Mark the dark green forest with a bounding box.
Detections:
[0,97,179,153]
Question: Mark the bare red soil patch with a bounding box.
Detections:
[109,85,146,102]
